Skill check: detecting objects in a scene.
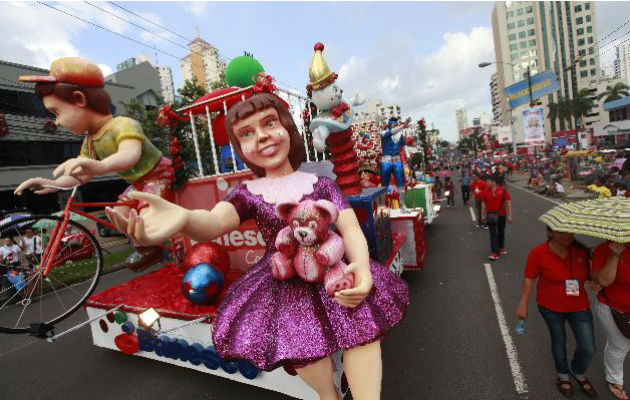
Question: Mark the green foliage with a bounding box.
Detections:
[597,82,630,103]
[121,98,169,155]
[209,69,228,91]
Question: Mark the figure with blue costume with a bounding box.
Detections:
[380,117,410,211]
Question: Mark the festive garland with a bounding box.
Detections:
[157,104,191,190]
[0,115,8,136]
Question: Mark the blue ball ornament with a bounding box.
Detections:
[181,263,224,305]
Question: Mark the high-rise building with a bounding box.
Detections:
[455,107,468,133]
[157,65,175,103]
[180,33,226,89]
[491,1,600,144]
[490,72,502,123]
[618,42,630,86]
[365,99,402,121]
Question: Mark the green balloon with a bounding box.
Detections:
[225,56,265,88]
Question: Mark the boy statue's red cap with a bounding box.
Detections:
[19,57,105,88]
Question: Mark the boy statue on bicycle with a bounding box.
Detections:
[14,57,174,272]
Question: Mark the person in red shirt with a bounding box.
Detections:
[592,241,630,400]
[481,175,512,260]
[516,227,597,398]
[470,174,488,228]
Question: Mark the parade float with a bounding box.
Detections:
[82,50,426,399]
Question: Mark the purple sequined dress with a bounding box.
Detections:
[213,176,409,371]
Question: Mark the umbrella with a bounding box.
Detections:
[32,211,88,230]
[539,197,630,243]
[436,170,454,178]
[0,213,32,236]
[610,158,627,171]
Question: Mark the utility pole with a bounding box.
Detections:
[527,65,534,108]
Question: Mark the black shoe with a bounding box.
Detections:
[125,246,164,273]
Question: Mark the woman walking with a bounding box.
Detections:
[592,241,630,399]
[516,227,597,398]
[444,177,455,207]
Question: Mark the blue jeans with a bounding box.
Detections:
[538,306,596,377]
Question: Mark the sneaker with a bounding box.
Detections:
[488,253,499,260]
[500,247,508,255]
[483,225,489,230]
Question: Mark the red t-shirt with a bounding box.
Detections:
[525,242,590,312]
[482,185,511,215]
[470,180,488,199]
[592,242,630,312]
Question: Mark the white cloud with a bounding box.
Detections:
[97,63,113,77]
[336,26,496,141]
[183,2,208,17]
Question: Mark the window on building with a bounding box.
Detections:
[575,4,582,12]
[526,5,533,13]
[508,22,516,29]
[579,49,587,56]
[507,11,514,18]
[586,15,591,22]
[589,47,594,54]
[578,38,585,46]
[519,31,526,38]
[527,17,534,25]
[588,36,593,44]
[528,28,536,36]
[587,26,592,33]
[529,49,538,57]
[517,8,524,16]
[576,17,583,25]
[520,41,528,49]
[580,60,587,67]
[590,68,596,76]
[519,19,526,27]
[531,59,539,67]
[521,51,528,59]
[529,39,536,46]
[510,43,518,51]
[509,33,517,41]
[585,2,590,10]
[609,108,629,122]
[581,70,588,78]
[511,52,519,61]
[577,28,584,35]
[589,58,595,66]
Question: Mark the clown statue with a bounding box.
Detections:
[380,117,411,212]
[307,42,365,195]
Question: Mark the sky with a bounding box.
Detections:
[0,1,629,142]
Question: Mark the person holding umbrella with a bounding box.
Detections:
[592,242,630,400]
[515,226,597,398]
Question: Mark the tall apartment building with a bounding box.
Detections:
[492,1,600,144]
[116,55,175,104]
[365,99,402,121]
[617,42,630,86]
[180,35,226,89]
[455,107,468,133]
[490,72,502,123]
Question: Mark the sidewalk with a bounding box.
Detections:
[506,172,592,202]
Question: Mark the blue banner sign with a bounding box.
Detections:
[504,71,560,109]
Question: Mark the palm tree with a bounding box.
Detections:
[571,88,596,128]
[548,100,560,130]
[597,82,630,103]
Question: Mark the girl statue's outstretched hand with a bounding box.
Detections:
[106,192,188,246]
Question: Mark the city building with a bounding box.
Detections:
[490,72,502,123]
[472,117,481,126]
[104,61,163,111]
[180,33,226,89]
[617,42,630,86]
[455,107,468,138]
[0,60,127,213]
[365,99,402,121]
[116,55,176,104]
[491,1,600,145]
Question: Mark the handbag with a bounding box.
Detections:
[486,188,505,225]
[601,289,630,339]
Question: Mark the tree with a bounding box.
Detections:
[209,69,228,91]
[571,88,595,128]
[172,76,207,109]
[122,98,170,155]
[597,82,630,103]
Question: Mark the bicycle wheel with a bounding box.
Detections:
[0,215,103,334]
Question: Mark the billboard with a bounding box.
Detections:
[504,70,560,109]
[498,126,513,144]
[522,108,546,146]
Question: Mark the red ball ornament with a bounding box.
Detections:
[314,42,325,51]
[181,243,230,275]
[114,333,139,355]
[405,136,413,146]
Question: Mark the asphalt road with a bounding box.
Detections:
[0,179,628,400]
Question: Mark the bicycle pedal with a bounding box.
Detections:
[29,322,55,339]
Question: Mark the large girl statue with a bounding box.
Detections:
[107,93,408,400]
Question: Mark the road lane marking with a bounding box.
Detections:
[469,206,477,222]
[484,263,528,395]
[506,182,560,205]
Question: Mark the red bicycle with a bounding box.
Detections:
[0,185,135,336]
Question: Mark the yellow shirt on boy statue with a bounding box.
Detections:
[80,116,162,183]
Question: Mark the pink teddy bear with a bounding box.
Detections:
[270,199,354,296]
